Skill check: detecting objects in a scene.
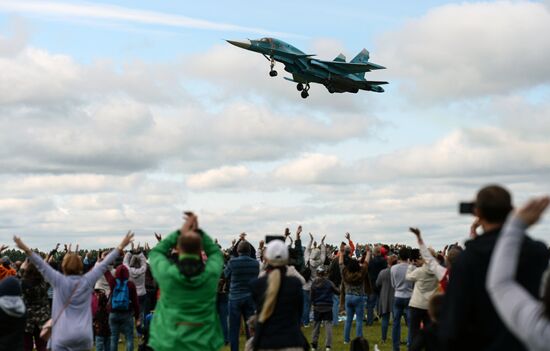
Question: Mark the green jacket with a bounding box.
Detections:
[148,230,224,351]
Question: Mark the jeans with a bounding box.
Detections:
[380,313,390,342]
[366,292,379,325]
[332,294,339,325]
[138,294,147,334]
[218,293,229,344]
[409,307,430,344]
[109,311,134,351]
[229,296,255,351]
[344,294,364,343]
[302,289,311,326]
[95,335,111,351]
[392,297,410,351]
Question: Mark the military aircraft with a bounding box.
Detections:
[227,37,388,99]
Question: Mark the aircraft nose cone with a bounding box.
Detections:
[226,39,252,49]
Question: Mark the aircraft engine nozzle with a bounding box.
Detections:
[370,85,384,93]
[226,39,252,49]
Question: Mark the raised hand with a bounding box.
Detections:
[154,232,162,242]
[181,212,199,234]
[118,231,135,251]
[13,236,31,255]
[284,228,290,237]
[517,196,550,227]
[75,244,79,253]
[409,227,424,245]
[0,244,8,252]
[297,225,302,235]
[470,218,481,239]
[55,243,60,251]
[345,232,351,240]
[321,235,326,244]
[309,232,314,242]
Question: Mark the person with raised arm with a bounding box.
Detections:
[487,196,550,351]
[148,212,224,351]
[12,231,134,351]
[439,185,549,351]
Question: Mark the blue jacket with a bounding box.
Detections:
[310,277,339,306]
[224,255,259,300]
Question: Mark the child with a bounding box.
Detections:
[409,293,444,351]
[310,266,339,351]
[92,289,110,351]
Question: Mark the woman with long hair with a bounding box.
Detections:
[340,247,368,344]
[13,231,134,351]
[251,239,308,351]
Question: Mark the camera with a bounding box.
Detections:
[459,202,475,215]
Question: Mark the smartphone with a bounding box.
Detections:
[459,202,475,214]
[266,235,285,243]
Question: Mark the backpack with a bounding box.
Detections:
[111,278,130,311]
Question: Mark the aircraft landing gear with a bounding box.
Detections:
[269,58,277,77]
[300,83,310,99]
[296,83,304,91]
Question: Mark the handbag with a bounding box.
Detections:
[40,281,81,341]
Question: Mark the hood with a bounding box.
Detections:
[309,248,323,268]
[115,264,129,281]
[0,296,26,317]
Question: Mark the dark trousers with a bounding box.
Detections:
[392,297,410,351]
[366,292,379,325]
[24,326,47,351]
[229,296,255,351]
[217,293,229,344]
[409,306,431,345]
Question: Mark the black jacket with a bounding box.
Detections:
[0,309,25,351]
[328,258,342,287]
[311,277,339,306]
[439,227,549,351]
[251,270,307,350]
[368,255,387,293]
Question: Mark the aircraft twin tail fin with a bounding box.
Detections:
[350,48,370,64]
[333,53,346,62]
[351,49,370,79]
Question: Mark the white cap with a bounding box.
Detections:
[264,240,288,267]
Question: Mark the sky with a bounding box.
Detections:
[1,0,550,250]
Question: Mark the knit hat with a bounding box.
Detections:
[0,277,22,296]
[264,240,288,267]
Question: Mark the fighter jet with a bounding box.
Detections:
[227,37,388,99]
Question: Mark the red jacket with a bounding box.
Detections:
[104,265,140,320]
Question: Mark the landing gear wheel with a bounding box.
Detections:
[328,86,335,94]
[301,90,309,99]
[297,83,304,91]
[269,70,278,77]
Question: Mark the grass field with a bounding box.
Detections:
[106,318,409,351]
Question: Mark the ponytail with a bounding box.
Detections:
[258,268,281,323]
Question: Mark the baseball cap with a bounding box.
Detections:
[264,240,288,267]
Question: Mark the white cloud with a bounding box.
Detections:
[378,1,550,102]
[273,153,343,184]
[0,1,299,38]
[187,166,251,190]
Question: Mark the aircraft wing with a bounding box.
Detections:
[312,59,386,73]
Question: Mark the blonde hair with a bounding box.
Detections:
[62,253,83,275]
[258,268,281,323]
